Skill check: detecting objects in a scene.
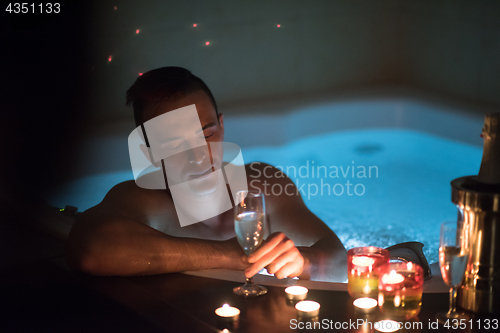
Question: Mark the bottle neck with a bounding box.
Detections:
[477,113,500,185]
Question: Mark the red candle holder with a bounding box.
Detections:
[347,246,390,298]
[378,261,424,320]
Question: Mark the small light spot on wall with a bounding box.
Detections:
[205,41,210,46]
[138,73,143,76]
[108,56,112,62]
[193,23,197,27]
[277,24,281,28]
[136,29,140,34]
[113,6,117,10]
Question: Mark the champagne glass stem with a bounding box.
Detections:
[245,277,254,285]
[449,286,457,314]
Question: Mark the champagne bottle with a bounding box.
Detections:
[477,113,500,187]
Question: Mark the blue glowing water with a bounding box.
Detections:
[241,129,482,263]
[49,128,482,263]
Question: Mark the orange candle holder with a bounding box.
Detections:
[347,246,389,299]
[378,261,424,320]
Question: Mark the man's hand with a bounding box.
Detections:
[245,232,308,279]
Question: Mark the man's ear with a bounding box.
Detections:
[218,113,224,140]
[139,144,162,168]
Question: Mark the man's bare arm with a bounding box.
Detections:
[245,163,347,282]
[66,183,247,276]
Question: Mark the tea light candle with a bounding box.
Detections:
[352,256,376,267]
[353,297,378,313]
[285,286,308,301]
[295,300,320,318]
[381,270,404,285]
[374,320,400,332]
[215,304,240,320]
[378,262,424,320]
[348,247,390,299]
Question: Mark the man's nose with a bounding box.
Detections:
[188,145,207,165]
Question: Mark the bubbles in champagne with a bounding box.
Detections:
[234,212,264,255]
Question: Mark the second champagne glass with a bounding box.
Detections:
[233,190,267,297]
[436,221,470,324]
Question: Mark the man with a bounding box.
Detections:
[66,67,347,282]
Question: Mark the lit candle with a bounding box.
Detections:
[285,286,308,301]
[295,300,320,318]
[374,320,400,332]
[352,256,375,267]
[378,262,423,320]
[348,247,390,299]
[381,270,404,285]
[215,304,240,320]
[353,297,378,314]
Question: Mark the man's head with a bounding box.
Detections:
[126,67,224,196]
[126,66,219,127]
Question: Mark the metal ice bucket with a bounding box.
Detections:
[452,176,500,314]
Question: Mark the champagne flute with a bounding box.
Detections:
[233,190,267,297]
[436,221,469,324]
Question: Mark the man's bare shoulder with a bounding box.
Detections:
[244,161,303,207]
[97,180,175,222]
[245,162,294,186]
[103,180,169,204]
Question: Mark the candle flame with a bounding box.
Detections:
[352,256,375,267]
[394,295,401,307]
[222,303,229,309]
[378,293,384,305]
[382,270,405,284]
[363,284,371,294]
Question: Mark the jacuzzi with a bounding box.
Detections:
[48,95,484,264]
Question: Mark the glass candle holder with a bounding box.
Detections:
[378,261,424,320]
[348,246,390,299]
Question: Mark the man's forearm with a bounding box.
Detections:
[67,216,247,276]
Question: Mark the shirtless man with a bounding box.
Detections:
[66,67,347,282]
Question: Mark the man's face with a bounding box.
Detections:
[143,90,224,195]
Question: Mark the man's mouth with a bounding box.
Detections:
[188,166,214,181]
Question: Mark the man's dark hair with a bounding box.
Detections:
[126,67,218,127]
